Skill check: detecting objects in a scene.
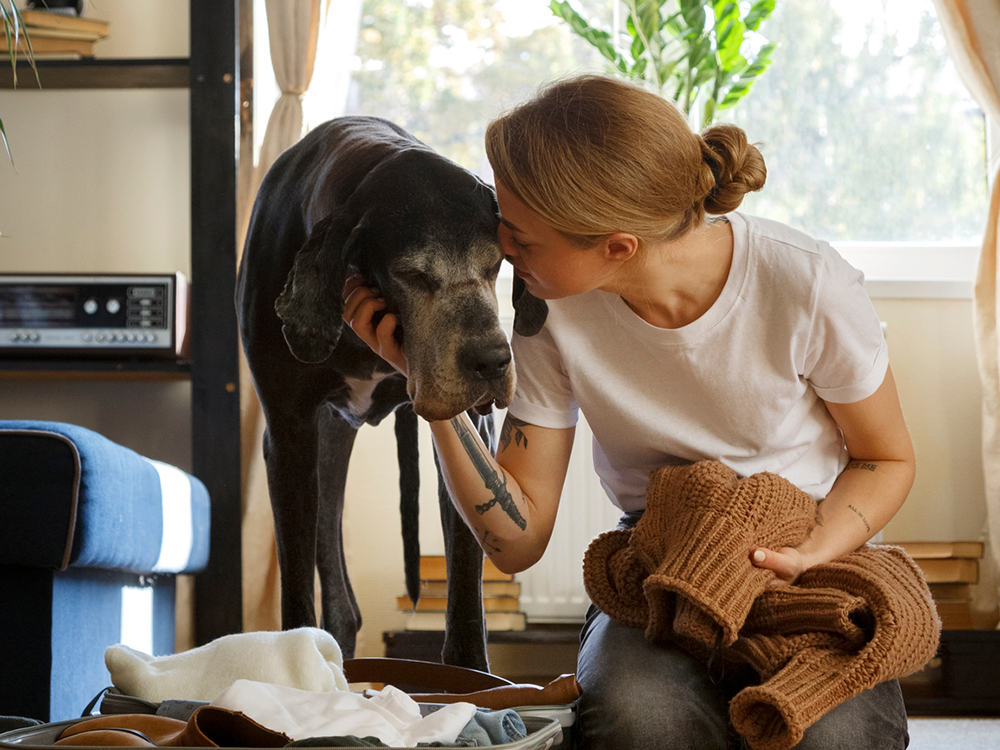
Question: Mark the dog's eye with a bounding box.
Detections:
[395,269,439,293]
[485,258,503,281]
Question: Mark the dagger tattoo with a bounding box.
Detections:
[453,418,527,530]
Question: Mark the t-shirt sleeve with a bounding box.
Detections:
[508,324,580,429]
[803,246,889,404]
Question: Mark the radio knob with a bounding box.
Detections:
[84,298,98,315]
[106,298,121,314]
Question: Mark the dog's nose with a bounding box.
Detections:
[462,343,512,381]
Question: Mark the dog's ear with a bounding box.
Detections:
[512,274,548,337]
[274,210,356,364]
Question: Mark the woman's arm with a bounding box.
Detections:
[343,276,574,573]
[753,365,916,583]
[430,413,575,573]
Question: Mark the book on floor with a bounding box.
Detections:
[913,557,979,584]
[418,554,514,582]
[396,594,521,612]
[895,541,984,559]
[416,579,522,598]
[404,609,527,632]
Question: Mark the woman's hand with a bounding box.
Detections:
[342,275,409,376]
[751,545,810,586]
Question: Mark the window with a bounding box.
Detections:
[256,0,991,291]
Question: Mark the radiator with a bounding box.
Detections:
[515,414,623,622]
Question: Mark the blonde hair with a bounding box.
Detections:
[485,74,767,246]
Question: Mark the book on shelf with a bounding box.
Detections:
[396,595,522,612]
[895,541,984,559]
[21,26,106,42]
[418,554,514,582]
[0,34,94,57]
[19,9,110,37]
[404,610,527,632]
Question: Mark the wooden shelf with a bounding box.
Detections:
[0,358,191,380]
[0,58,189,89]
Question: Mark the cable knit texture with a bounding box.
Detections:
[582,460,940,750]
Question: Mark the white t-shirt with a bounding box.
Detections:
[507,212,889,511]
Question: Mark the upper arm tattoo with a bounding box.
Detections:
[500,415,530,451]
[452,417,527,530]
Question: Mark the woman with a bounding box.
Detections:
[344,74,915,749]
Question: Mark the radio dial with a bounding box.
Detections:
[83,299,98,315]
[106,298,121,314]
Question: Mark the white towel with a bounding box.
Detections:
[211,679,478,746]
[105,627,350,702]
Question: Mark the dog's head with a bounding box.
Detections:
[275,148,523,421]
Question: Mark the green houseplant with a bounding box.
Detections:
[1,0,39,162]
[551,0,777,128]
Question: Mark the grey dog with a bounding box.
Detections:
[236,116,555,669]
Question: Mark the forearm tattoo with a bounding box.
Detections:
[847,504,871,533]
[452,417,527,530]
[478,527,502,555]
[500,415,530,451]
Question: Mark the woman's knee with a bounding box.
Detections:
[575,683,732,750]
[794,680,909,750]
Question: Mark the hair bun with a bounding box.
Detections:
[700,124,767,215]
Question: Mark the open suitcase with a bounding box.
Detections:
[0,658,576,750]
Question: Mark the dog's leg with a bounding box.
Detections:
[316,406,363,658]
[435,409,492,671]
[263,422,322,631]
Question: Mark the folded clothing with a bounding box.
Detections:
[106,628,350,703]
[210,680,479,746]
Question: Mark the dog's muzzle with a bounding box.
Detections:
[459,341,512,382]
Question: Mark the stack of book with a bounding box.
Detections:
[398,555,527,631]
[897,540,984,629]
[1,9,109,58]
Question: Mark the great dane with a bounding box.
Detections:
[236,116,546,670]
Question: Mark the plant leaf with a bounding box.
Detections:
[0,113,12,164]
[550,0,624,68]
[745,0,776,32]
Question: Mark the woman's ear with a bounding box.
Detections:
[604,233,639,263]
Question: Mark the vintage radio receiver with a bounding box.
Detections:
[0,273,189,359]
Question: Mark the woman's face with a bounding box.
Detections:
[495,181,613,300]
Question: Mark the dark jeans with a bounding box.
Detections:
[574,605,910,750]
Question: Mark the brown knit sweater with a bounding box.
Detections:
[583,460,940,750]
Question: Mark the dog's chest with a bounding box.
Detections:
[342,371,398,420]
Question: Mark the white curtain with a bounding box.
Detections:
[239,0,325,633]
[932,0,1000,624]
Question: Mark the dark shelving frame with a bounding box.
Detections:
[0,3,244,646]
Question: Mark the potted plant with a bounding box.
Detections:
[550,0,777,128]
[1,0,39,162]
